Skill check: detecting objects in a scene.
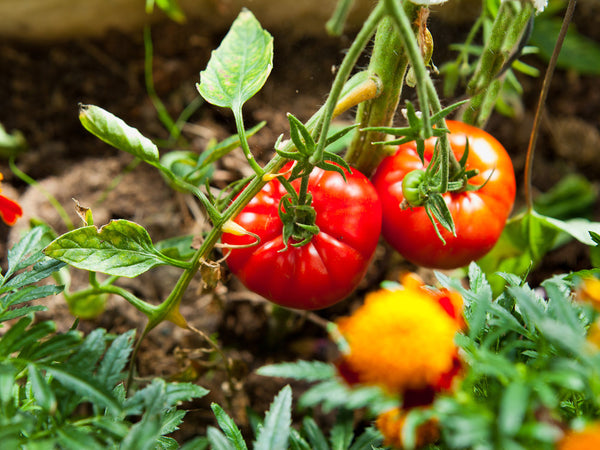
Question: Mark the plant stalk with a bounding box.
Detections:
[524,0,577,211]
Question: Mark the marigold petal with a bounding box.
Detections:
[376,407,440,449]
[558,423,600,450]
[0,194,23,226]
[337,285,461,392]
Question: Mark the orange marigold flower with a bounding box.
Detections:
[376,407,439,449]
[558,423,600,450]
[336,275,463,393]
[0,173,22,226]
[577,277,600,310]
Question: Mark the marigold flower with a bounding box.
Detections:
[376,407,439,449]
[558,423,600,450]
[336,274,462,393]
[577,277,600,310]
[0,172,22,226]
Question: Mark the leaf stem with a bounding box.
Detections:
[524,0,577,211]
[233,106,264,175]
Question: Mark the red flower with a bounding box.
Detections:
[0,173,22,226]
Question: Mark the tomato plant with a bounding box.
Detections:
[222,164,381,310]
[372,120,516,269]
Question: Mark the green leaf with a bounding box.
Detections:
[28,364,57,413]
[40,364,122,414]
[44,220,190,278]
[301,416,330,450]
[0,305,47,323]
[67,328,107,374]
[498,380,529,436]
[97,329,135,389]
[254,385,292,450]
[155,235,195,261]
[330,410,353,450]
[2,258,66,292]
[475,209,600,293]
[207,426,235,450]
[197,9,273,110]
[531,18,600,75]
[0,363,17,406]
[349,427,383,450]
[212,403,248,450]
[79,104,159,164]
[257,360,336,382]
[159,409,187,436]
[5,226,49,279]
[164,382,210,405]
[120,413,162,450]
[2,285,63,309]
[0,315,33,356]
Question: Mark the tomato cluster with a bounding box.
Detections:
[221,164,382,310]
[223,121,515,309]
[372,120,516,269]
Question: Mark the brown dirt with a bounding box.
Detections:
[1,4,599,443]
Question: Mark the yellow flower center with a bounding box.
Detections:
[337,284,460,393]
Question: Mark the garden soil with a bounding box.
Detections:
[1,3,599,441]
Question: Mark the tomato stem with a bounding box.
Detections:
[524,0,577,212]
[311,2,386,166]
[345,10,416,176]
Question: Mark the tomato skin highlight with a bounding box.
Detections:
[222,164,382,310]
[372,120,516,269]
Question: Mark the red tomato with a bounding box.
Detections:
[372,120,516,269]
[222,164,382,310]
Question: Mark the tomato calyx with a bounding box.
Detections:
[277,190,320,251]
[400,139,486,244]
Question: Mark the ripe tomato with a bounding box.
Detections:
[222,164,381,310]
[372,120,516,269]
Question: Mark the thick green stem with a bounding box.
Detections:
[386,0,431,134]
[310,2,385,166]
[462,1,534,126]
[345,12,415,176]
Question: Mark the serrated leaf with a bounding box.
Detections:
[0,305,47,323]
[41,364,122,414]
[97,329,135,389]
[157,436,181,450]
[160,409,187,436]
[120,413,162,450]
[257,360,336,382]
[254,385,292,450]
[79,104,159,163]
[498,380,529,436]
[301,416,329,450]
[56,425,103,450]
[207,426,235,450]
[289,428,312,450]
[23,330,82,362]
[165,382,210,405]
[2,285,63,309]
[197,9,273,110]
[28,364,57,414]
[212,403,248,450]
[330,410,353,450]
[5,226,48,279]
[67,328,107,374]
[0,315,33,356]
[2,259,66,292]
[349,427,383,450]
[44,220,187,278]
